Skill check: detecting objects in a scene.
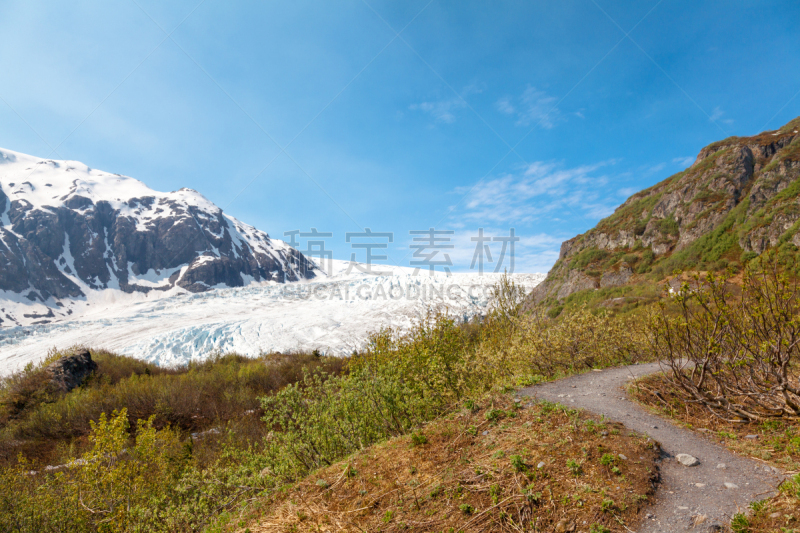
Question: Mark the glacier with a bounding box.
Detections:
[0,260,544,374]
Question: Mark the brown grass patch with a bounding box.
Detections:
[629,373,800,532]
[740,477,800,532]
[628,373,800,472]
[246,396,659,532]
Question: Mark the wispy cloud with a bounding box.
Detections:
[710,106,734,126]
[409,99,464,123]
[438,159,623,274]
[409,84,482,124]
[453,160,616,225]
[672,155,695,167]
[496,86,559,128]
[495,97,515,115]
[640,162,666,176]
[402,230,563,274]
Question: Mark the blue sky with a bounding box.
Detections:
[1,1,799,273]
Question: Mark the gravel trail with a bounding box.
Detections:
[519,362,786,532]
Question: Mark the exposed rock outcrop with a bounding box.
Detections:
[556,270,598,299]
[527,117,800,305]
[600,264,632,288]
[45,348,96,393]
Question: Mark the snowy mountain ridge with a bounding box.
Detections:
[0,147,317,327]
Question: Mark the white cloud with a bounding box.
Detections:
[496,86,560,129]
[495,97,515,115]
[400,230,562,274]
[518,86,559,128]
[710,106,734,126]
[452,159,617,227]
[409,99,463,123]
[409,85,482,124]
[640,162,666,176]
[672,156,695,167]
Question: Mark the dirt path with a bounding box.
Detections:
[519,362,786,532]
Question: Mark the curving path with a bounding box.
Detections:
[519,362,786,532]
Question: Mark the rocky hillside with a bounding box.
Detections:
[529,116,800,309]
[0,148,317,326]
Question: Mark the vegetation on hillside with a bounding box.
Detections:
[4,250,800,531]
[0,277,655,532]
[252,396,659,532]
[629,254,800,533]
[0,348,344,465]
[652,254,800,422]
[531,116,800,314]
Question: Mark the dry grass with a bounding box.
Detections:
[740,482,800,533]
[246,396,659,533]
[629,373,800,532]
[628,373,800,472]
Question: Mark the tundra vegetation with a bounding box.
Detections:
[0,275,655,532]
[0,257,799,531]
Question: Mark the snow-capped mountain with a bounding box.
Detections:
[0,148,317,326]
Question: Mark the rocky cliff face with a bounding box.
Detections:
[529,116,800,306]
[0,148,317,326]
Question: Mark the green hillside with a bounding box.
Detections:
[529,116,800,313]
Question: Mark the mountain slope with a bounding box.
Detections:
[0,148,317,326]
[529,116,800,309]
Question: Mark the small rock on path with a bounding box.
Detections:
[676,453,700,467]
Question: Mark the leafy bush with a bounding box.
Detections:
[495,305,649,378]
[652,253,800,421]
[0,349,343,464]
[510,454,527,472]
[410,432,428,447]
[571,248,610,270]
[655,215,680,237]
[259,314,477,480]
[0,408,256,532]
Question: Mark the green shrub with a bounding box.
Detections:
[485,408,505,422]
[571,248,610,270]
[0,408,261,532]
[0,349,343,464]
[730,512,750,532]
[410,432,428,447]
[510,454,527,472]
[740,250,758,264]
[655,216,680,236]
